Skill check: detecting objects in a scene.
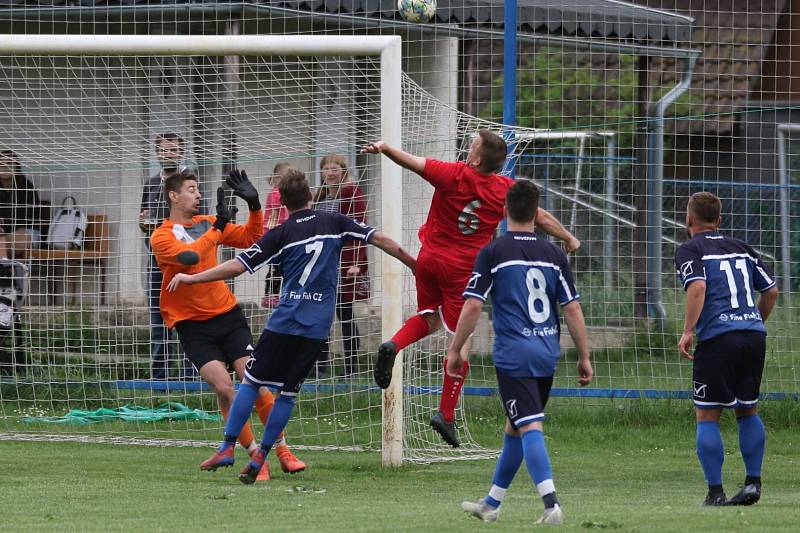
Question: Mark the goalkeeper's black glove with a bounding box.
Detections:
[213,187,238,232]
[226,169,261,212]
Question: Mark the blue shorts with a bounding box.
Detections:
[692,330,766,409]
[495,369,554,428]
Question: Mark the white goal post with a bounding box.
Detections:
[0,34,405,466]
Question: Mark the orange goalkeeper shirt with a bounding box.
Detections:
[150,210,264,328]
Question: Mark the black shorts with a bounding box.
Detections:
[692,330,766,409]
[495,369,554,429]
[174,306,253,370]
[244,330,327,395]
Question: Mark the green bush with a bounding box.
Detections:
[480,49,700,154]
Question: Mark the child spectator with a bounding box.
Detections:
[261,162,291,309]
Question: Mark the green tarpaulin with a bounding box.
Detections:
[22,402,222,424]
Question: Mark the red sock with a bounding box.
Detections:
[390,314,430,352]
[439,359,469,423]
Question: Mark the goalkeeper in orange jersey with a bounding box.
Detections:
[151,168,304,480]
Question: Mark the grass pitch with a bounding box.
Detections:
[2,401,799,532]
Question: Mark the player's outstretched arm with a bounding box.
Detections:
[678,280,706,360]
[367,231,417,273]
[219,201,265,249]
[758,285,779,322]
[166,258,247,292]
[562,301,593,386]
[360,141,426,176]
[446,297,483,377]
[534,208,580,253]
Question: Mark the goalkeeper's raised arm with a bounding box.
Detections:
[150,169,264,329]
[150,172,264,270]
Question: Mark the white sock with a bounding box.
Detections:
[536,479,556,498]
[487,484,507,505]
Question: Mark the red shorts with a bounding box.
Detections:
[415,249,472,333]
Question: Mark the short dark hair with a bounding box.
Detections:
[279,168,312,210]
[163,168,198,207]
[477,129,508,173]
[155,132,185,151]
[0,149,27,188]
[0,149,22,175]
[687,192,721,224]
[506,179,540,224]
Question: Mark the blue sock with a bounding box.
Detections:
[484,433,523,508]
[259,394,296,454]
[696,421,724,487]
[737,414,765,479]
[219,382,259,450]
[522,430,556,503]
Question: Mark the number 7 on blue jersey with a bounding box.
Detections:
[299,241,323,286]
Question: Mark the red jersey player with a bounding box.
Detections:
[361,129,580,447]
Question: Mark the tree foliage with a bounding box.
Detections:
[480,49,698,154]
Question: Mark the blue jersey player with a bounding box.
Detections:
[167,168,416,484]
[675,192,778,506]
[447,180,593,525]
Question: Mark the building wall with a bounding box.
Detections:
[757,0,800,100]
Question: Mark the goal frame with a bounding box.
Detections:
[0,33,405,466]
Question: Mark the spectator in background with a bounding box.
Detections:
[263,162,291,232]
[312,155,368,378]
[0,150,43,259]
[261,162,291,309]
[139,133,194,380]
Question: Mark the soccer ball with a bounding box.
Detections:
[398,0,437,23]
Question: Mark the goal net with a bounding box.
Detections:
[0,34,527,464]
[1,32,797,466]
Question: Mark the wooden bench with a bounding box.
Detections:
[29,214,111,304]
